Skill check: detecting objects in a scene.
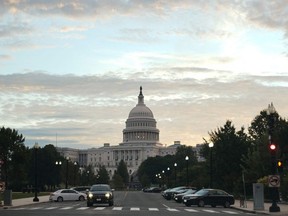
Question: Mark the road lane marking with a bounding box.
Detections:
[203,209,219,213]
[113,207,123,210]
[93,207,106,210]
[185,209,199,212]
[167,208,179,211]
[131,207,140,211]
[149,208,159,211]
[60,207,73,210]
[222,210,239,214]
[77,207,90,210]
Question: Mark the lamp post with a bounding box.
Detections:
[55,161,62,188]
[33,142,39,202]
[185,156,189,186]
[174,163,177,186]
[267,103,280,212]
[167,167,170,187]
[65,157,69,189]
[73,162,77,186]
[209,142,214,188]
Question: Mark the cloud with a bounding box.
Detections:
[0,54,11,60]
[1,71,288,149]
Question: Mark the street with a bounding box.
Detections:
[1,191,251,216]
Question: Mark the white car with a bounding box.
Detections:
[49,189,87,202]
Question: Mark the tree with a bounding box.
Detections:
[97,165,110,184]
[116,160,129,186]
[0,127,25,189]
[208,120,251,193]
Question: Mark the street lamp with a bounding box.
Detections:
[174,163,177,186]
[266,103,280,212]
[33,142,39,202]
[55,161,62,187]
[209,142,214,188]
[167,167,170,187]
[185,156,189,186]
[65,157,69,189]
[73,162,78,186]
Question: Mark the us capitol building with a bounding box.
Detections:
[57,87,202,179]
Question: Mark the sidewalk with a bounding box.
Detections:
[1,195,50,209]
[232,199,288,215]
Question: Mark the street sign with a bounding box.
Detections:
[268,175,280,187]
[0,181,5,192]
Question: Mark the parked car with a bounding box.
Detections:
[174,188,197,203]
[182,188,235,208]
[49,189,86,202]
[143,187,162,193]
[70,186,91,194]
[87,184,114,207]
[162,186,190,200]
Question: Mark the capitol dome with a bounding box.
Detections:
[122,86,160,145]
[128,87,154,119]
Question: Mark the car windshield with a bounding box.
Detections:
[90,185,110,191]
[194,189,209,196]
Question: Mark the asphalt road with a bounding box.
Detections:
[1,191,250,216]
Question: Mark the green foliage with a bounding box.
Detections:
[97,165,110,184]
[116,160,129,185]
[209,120,251,193]
[0,127,25,189]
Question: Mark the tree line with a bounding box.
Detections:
[0,130,129,192]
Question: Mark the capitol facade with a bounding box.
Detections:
[57,87,182,179]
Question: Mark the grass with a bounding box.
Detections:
[12,192,51,199]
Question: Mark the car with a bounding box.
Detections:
[70,186,91,194]
[182,188,235,208]
[49,189,87,202]
[143,187,162,193]
[174,188,197,203]
[87,184,114,207]
[162,186,190,200]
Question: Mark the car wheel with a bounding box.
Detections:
[224,201,230,208]
[185,203,191,207]
[211,204,216,207]
[57,196,63,202]
[87,202,93,207]
[198,200,205,207]
[109,201,114,206]
[79,196,85,201]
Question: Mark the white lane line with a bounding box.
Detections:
[131,207,140,211]
[60,206,73,210]
[76,207,90,210]
[113,207,123,210]
[93,207,106,210]
[202,209,220,213]
[185,208,199,212]
[222,210,239,214]
[167,208,179,212]
[149,208,159,211]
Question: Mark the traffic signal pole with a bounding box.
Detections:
[267,103,280,212]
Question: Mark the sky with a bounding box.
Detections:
[1,0,288,149]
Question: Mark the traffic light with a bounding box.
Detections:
[269,143,276,150]
[269,143,277,156]
[277,160,283,173]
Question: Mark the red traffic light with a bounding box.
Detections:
[269,144,276,150]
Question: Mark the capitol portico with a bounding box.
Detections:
[57,87,182,179]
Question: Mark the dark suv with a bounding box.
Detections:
[87,184,114,207]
